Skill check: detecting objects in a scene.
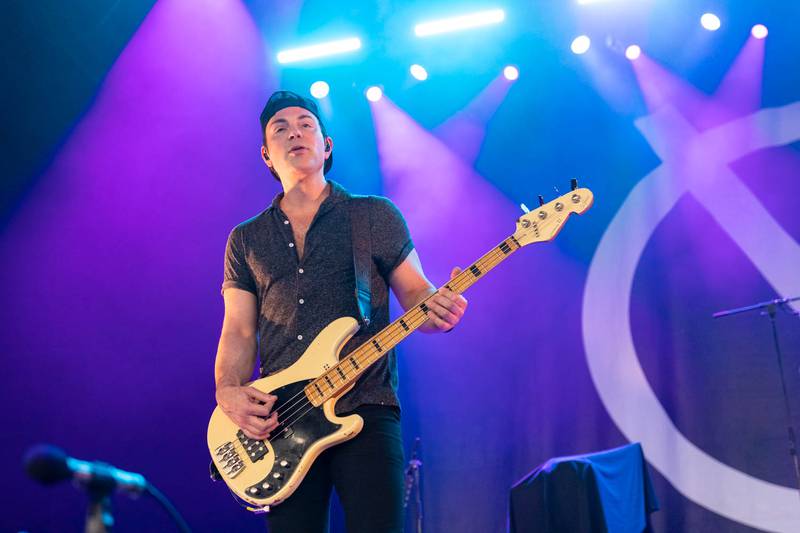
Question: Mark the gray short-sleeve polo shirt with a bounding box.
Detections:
[222,180,414,413]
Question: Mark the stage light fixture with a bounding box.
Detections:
[625,44,641,60]
[276,37,362,64]
[503,65,519,80]
[700,13,721,31]
[410,64,428,81]
[751,24,768,39]
[414,9,505,37]
[366,86,383,102]
[309,81,329,99]
[571,35,591,55]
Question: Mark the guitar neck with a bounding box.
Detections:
[305,234,523,406]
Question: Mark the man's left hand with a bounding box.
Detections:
[426,267,469,332]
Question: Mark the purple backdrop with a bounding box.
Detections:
[2,2,800,532]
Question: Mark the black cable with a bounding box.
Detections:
[145,482,192,533]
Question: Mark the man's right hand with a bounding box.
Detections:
[216,385,279,440]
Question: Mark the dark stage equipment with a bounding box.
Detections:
[509,442,659,532]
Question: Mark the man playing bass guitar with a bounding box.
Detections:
[214,90,468,532]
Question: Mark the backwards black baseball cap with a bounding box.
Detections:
[260,90,332,174]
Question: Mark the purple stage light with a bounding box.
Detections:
[433,74,513,165]
[625,44,641,60]
[751,24,768,39]
[712,34,766,124]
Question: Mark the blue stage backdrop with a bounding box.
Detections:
[2,0,799,531]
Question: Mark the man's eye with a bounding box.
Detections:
[275,128,285,133]
[303,123,312,128]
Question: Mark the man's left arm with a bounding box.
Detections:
[388,249,468,333]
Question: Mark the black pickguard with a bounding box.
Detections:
[243,379,341,500]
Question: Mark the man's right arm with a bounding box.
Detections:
[214,288,278,440]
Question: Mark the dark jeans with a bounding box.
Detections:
[266,405,405,533]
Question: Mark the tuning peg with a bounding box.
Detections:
[520,203,530,214]
[571,178,578,191]
[538,195,545,207]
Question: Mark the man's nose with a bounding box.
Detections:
[288,125,303,140]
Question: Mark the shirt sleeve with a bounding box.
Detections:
[221,226,257,295]
[370,196,415,280]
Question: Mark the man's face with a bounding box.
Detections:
[263,106,330,180]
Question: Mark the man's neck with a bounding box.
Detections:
[279,174,329,213]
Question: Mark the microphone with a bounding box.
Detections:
[25,444,147,494]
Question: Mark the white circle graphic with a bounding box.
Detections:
[583,102,800,532]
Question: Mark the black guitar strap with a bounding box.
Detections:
[349,196,372,327]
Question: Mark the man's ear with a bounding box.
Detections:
[261,146,271,166]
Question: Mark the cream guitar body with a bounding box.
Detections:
[207,317,364,508]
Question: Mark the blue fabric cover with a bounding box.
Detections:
[509,442,659,533]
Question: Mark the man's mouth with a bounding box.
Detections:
[289,146,307,153]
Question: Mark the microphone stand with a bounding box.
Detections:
[403,437,423,533]
[714,296,800,501]
[85,482,115,533]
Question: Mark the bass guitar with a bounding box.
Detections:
[207,183,594,510]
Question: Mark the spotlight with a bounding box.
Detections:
[571,35,591,55]
[625,44,641,60]
[310,81,329,99]
[410,64,428,81]
[366,86,383,102]
[700,13,721,31]
[751,24,768,39]
[277,37,361,64]
[503,65,519,81]
[414,9,505,37]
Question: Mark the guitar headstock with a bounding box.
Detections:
[513,186,594,247]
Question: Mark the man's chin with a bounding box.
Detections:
[282,164,324,179]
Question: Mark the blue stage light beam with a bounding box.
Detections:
[414,9,505,37]
[276,37,361,64]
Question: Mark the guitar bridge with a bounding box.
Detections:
[214,441,245,478]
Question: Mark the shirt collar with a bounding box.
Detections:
[269,179,350,212]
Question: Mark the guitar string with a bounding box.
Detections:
[263,243,518,440]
